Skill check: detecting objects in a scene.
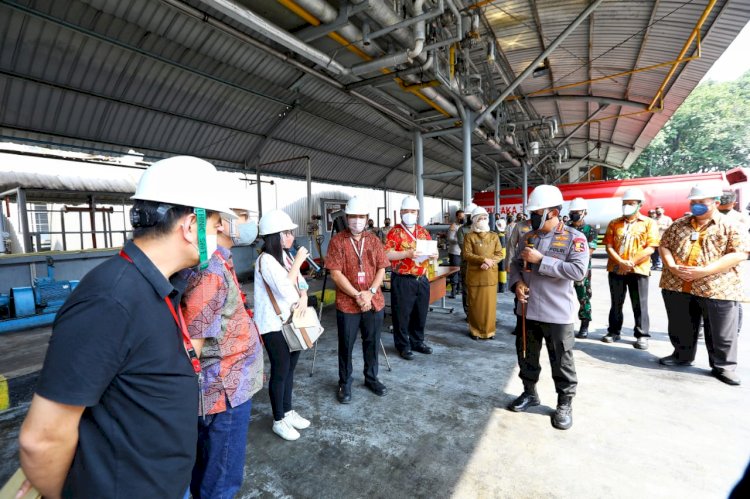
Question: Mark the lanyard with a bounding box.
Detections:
[399,223,418,242]
[349,237,365,270]
[216,252,247,307]
[119,250,201,375]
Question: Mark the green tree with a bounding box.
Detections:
[616,69,750,178]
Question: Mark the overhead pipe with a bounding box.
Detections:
[197,0,350,76]
[529,104,608,174]
[550,148,596,184]
[275,0,518,164]
[350,0,431,76]
[473,0,606,129]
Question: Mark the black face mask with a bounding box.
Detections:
[384,222,390,227]
[718,209,731,214]
[569,212,582,223]
[457,217,464,224]
[530,209,548,231]
[368,223,374,228]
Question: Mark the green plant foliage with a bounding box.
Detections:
[616,70,750,179]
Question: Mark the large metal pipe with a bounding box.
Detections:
[530,104,608,174]
[462,108,472,207]
[279,0,518,161]
[473,0,606,128]
[415,130,425,225]
[197,0,350,75]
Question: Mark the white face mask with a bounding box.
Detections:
[622,204,639,217]
[402,213,418,226]
[474,220,490,232]
[348,218,366,234]
[205,234,218,257]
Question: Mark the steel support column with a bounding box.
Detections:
[414,129,425,225]
[522,162,529,215]
[462,108,473,207]
[494,166,500,229]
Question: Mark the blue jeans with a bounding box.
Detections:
[190,398,252,499]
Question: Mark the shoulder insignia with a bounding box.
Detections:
[573,237,586,252]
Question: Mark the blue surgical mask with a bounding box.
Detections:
[235,222,258,246]
[690,203,709,216]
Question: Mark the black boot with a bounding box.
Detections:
[576,320,589,339]
[552,395,573,430]
[508,385,540,412]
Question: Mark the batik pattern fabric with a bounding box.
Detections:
[181,248,264,415]
[659,213,750,300]
[385,224,432,276]
[603,214,660,276]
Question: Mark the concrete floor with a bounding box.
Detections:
[1,252,748,498]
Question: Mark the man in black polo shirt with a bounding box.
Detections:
[17,156,235,498]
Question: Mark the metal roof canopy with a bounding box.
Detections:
[0,0,747,202]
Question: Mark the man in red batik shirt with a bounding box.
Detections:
[385,196,438,360]
[326,197,390,404]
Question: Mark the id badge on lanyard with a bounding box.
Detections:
[350,238,367,286]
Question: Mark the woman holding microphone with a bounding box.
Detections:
[254,209,311,441]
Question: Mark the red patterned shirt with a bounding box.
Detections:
[181,247,264,415]
[325,230,390,313]
[385,224,432,276]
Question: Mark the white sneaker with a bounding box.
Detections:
[272,419,300,441]
[284,410,311,430]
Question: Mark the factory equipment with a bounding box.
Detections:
[0,257,79,334]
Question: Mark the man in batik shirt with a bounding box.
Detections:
[385,196,437,360]
[181,194,264,498]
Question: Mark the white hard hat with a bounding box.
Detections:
[258,209,297,236]
[228,185,255,213]
[132,156,236,218]
[401,196,420,210]
[621,188,645,202]
[569,197,588,211]
[527,185,564,211]
[464,203,478,213]
[472,206,488,218]
[345,196,369,215]
[687,183,723,200]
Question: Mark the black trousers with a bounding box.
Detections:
[263,330,301,421]
[516,319,577,396]
[662,290,739,371]
[448,254,462,293]
[390,273,430,353]
[336,308,384,388]
[607,272,650,337]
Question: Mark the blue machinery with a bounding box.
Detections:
[0,257,79,334]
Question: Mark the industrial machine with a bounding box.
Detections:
[0,257,79,334]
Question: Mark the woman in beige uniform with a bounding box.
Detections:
[463,206,504,339]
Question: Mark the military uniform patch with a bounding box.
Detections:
[573,237,586,252]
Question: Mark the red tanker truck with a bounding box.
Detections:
[473,167,750,233]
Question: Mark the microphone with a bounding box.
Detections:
[293,242,321,272]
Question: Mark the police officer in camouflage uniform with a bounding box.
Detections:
[567,197,598,338]
[508,185,589,430]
